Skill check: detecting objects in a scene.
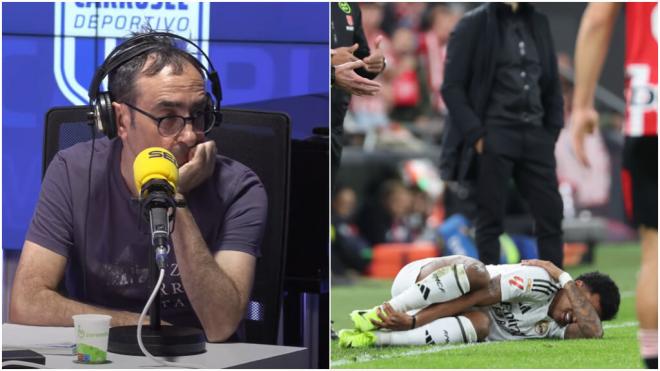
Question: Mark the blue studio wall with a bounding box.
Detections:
[3,2,329,250]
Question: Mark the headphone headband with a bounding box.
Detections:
[89,32,222,106]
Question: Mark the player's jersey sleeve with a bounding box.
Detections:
[498,265,561,303]
[547,320,567,339]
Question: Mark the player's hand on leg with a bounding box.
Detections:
[369,304,388,329]
[371,302,414,331]
[521,259,563,281]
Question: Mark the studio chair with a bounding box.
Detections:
[44,106,290,345]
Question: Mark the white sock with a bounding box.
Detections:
[388,264,470,312]
[639,329,658,358]
[375,316,478,346]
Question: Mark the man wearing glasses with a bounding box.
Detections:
[9,33,267,343]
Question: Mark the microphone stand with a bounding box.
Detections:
[108,188,206,356]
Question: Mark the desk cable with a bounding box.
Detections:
[137,268,205,369]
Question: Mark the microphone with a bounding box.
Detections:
[108,147,205,358]
[133,147,179,269]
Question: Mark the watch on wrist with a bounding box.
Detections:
[174,194,187,208]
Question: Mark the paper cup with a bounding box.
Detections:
[72,314,112,363]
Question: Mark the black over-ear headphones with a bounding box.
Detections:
[88,32,223,139]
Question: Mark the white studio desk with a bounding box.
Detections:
[2,323,309,368]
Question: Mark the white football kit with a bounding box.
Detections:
[485,264,566,341]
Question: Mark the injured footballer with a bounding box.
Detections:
[339,256,620,347]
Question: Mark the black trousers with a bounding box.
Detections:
[475,125,564,267]
[331,88,349,189]
[331,117,344,188]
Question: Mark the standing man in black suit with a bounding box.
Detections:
[331,2,384,185]
[441,3,565,266]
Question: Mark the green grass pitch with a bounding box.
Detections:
[331,243,645,368]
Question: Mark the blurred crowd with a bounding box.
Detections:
[333,3,629,281]
[343,3,465,150]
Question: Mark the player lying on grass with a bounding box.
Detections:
[339,256,620,347]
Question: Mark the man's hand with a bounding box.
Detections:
[334,60,381,96]
[178,140,217,194]
[362,36,385,74]
[331,44,359,66]
[370,302,414,331]
[570,107,599,167]
[474,138,484,154]
[521,259,563,281]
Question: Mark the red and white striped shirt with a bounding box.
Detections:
[624,3,658,137]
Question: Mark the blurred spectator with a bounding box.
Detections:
[382,3,428,34]
[357,179,414,245]
[343,3,468,151]
[407,185,436,241]
[331,185,372,277]
[333,185,358,224]
[389,27,426,123]
[554,52,612,208]
[420,4,463,115]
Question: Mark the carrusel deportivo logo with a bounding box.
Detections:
[54,2,210,105]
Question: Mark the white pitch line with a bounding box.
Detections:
[332,322,638,367]
[620,291,636,298]
[332,342,494,368]
[603,321,638,329]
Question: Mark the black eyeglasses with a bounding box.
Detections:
[121,101,215,137]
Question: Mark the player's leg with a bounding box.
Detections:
[351,256,490,331]
[388,255,490,312]
[637,226,658,369]
[349,258,435,331]
[339,310,489,348]
[624,136,658,369]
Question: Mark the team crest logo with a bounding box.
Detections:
[338,2,352,14]
[534,320,550,335]
[54,2,210,105]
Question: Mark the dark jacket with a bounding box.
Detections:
[331,2,379,127]
[440,3,564,181]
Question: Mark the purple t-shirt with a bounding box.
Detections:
[26,137,267,339]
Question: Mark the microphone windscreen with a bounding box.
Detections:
[133,147,179,194]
